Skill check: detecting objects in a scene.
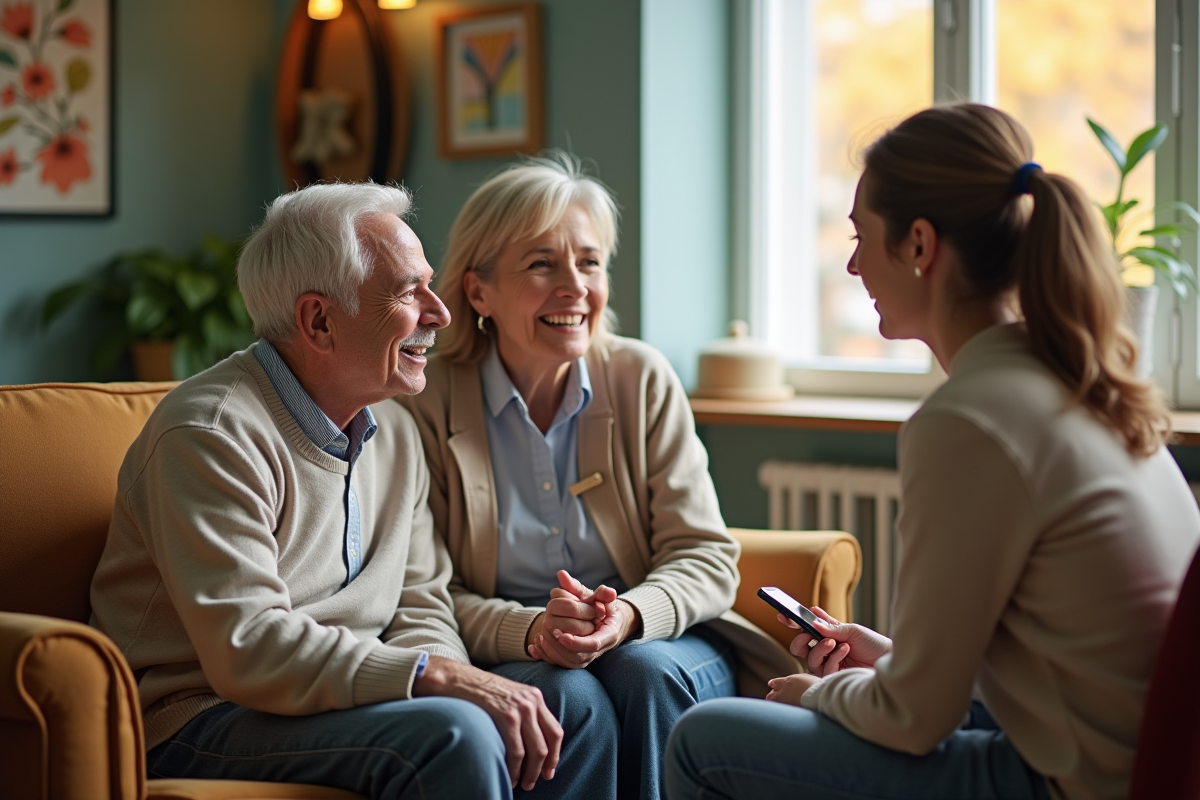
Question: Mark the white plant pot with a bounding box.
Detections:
[1125,284,1159,379]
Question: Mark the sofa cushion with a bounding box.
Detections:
[0,382,173,621]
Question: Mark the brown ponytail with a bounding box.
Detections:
[864,103,1171,457]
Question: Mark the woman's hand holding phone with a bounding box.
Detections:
[780,606,893,677]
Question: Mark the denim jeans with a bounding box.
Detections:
[495,628,737,800]
[146,696,511,800]
[665,698,1053,800]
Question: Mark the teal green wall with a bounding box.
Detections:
[640,0,730,389]
[0,0,280,384]
[0,0,642,385]
[699,425,900,528]
[386,0,642,338]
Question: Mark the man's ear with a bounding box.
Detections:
[462,271,492,318]
[909,218,938,274]
[293,292,336,355]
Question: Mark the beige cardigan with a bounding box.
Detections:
[400,335,798,695]
[800,324,1200,800]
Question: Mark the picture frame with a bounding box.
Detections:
[435,3,542,160]
[0,0,114,217]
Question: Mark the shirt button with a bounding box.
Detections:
[551,527,561,535]
[542,481,552,491]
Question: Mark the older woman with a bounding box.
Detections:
[400,154,796,800]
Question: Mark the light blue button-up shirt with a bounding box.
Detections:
[255,340,376,584]
[480,345,625,607]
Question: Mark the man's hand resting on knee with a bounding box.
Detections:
[413,656,562,791]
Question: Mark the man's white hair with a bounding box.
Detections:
[238,182,413,343]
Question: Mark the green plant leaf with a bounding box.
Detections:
[65,59,90,94]
[201,309,241,352]
[90,328,130,376]
[1125,245,1198,298]
[176,270,219,311]
[0,116,18,136]
[128,252,177,285]
[41,279,91,326]
[227,290,251,327]
[1155,201,1200,227]
[171,333,213,380]
[199,234,236,265]
[1127,244,1185,262]
[1139,224,1193,239]
[0,51,15,69]
[126,291,169,335]
[1088,117,1127,172]
[1099,202,1122,239]
[58,0,75,11]
[1123,123,1169,177]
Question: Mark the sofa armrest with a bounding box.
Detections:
[0,611,145,800]
[729,529,862,651]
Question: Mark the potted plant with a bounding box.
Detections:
[1088,117,1200,376]
[42,235,256,381]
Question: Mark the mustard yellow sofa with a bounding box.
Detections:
[0,381,860,800]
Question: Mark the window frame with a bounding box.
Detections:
[734,0,1200,406]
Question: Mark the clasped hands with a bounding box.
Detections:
[526,569,641,668]
[765,605,893,706]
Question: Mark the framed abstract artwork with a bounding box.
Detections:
[0,0,113,216]
[435,3,542,159]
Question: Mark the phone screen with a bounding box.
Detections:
[762,587,819,626]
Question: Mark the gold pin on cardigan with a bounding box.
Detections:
[569,472,604,497]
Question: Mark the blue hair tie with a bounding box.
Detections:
[1013,162,1042,195]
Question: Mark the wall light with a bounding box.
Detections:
[308,0,343,20]
[378,0,417,8]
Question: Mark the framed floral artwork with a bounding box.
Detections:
[0,0,112,216]
[435,3,542,159]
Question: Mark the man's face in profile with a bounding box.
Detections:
[329,213,450,398]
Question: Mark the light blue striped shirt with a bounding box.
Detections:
[480,345,625,607]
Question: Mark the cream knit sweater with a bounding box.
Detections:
[90,346,470,750]
[801,324,1200,800]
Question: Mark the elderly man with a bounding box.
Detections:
[89,184,610,799]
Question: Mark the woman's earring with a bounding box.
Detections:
[914,267,922,278]
[477,314,488,333]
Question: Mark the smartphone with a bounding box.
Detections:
[758,586,824,641]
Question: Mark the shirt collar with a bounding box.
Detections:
[479,344,592,430]
[254,338,377,462]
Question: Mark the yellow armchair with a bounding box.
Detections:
[0,381,859,799]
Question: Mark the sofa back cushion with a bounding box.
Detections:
[0,382,172,621]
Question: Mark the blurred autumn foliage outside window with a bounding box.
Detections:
[798,0,1154,365]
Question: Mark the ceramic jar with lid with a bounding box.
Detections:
[691,320,794,401]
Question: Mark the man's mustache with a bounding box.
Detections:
[399,325,437,349]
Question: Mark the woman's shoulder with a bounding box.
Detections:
[920,324,1065,423]
[911,325,1130,475]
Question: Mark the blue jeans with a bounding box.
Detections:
[665,698,1052,800]
[146,697,511,799]
[495,628,737,800]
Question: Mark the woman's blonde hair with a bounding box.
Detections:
[863,103,1171,457]
[436,151,620,363]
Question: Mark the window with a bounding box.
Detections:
[735,0,1196,404]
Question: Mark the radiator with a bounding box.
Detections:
[758,460,901,633]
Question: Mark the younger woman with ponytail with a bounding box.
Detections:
[665,103,1200,800]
